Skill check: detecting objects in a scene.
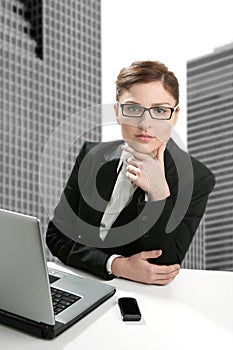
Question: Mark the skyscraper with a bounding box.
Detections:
[0,0,102,258]
[184,43,233,271]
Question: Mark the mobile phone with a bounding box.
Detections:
[118,297,141,321]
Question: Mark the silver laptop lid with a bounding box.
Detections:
[0,209,55,325]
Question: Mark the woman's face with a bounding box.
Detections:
[115,81,179,156]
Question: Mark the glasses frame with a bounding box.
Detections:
[117,102,179,120]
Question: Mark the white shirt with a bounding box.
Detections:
[103,148,148,274]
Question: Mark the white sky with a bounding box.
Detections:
[101,0,233,146]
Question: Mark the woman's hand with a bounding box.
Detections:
[111,250,180,285]
[122,144,170,201]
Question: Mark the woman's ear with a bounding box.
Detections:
[172,105,180,126]
[114,103,120,124]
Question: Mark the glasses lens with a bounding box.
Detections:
[150,106,171,119]
[122,104,144,117]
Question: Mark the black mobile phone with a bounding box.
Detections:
[118,297,141,321]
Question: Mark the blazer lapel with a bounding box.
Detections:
[83,141,123,227]
[96,159,119,202]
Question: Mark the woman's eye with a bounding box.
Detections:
[128,105,140,112]
[155,107,166,114]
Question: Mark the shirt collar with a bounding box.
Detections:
[116,147,132,173]
[103,141,130,173]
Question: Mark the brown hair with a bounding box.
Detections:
[115,61,179,104]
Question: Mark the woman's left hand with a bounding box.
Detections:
[122,143,170,201]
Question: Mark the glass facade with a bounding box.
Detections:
[183,44,233,270]
[0,0,101,260]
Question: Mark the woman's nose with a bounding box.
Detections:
[137,110,152,130]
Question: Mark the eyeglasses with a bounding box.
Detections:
[117,102,179,120]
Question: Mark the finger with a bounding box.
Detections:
[157,143,166,163]
[126,159,141,170]
[122,144,136,155]
[139,250,162,260]
[126,164,140,175]
[126,157,139,167]
[154,277,176,285]
[126,171,138,183]
[152,268,180,285]
[154,264,180,275]
[157,268,180,279]
[122,144,147,161]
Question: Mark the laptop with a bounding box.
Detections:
[0,209,116,339]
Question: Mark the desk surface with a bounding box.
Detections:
[1,262,233,350]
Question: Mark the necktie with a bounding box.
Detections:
[99,154,136,241]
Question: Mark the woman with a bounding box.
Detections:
[46,61,215,285]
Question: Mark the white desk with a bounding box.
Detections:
[1,262,233,350]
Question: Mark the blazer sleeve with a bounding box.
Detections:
[136,160,215,265]
[174,171,215,263]
[46,142,114,280]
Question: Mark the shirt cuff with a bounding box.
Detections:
[106,254,123,274]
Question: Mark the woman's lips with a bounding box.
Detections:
[135,134,154,141]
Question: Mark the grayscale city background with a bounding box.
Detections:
[1,0,233,270]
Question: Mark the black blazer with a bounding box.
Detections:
[46,139,215,280]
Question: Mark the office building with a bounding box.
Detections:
[0,0,102,257]
[183,43,233,270]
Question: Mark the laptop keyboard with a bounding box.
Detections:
[51,287,81,315]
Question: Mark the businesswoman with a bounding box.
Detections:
[46,61,215,285]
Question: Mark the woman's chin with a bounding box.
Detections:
[125,138,160,155]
